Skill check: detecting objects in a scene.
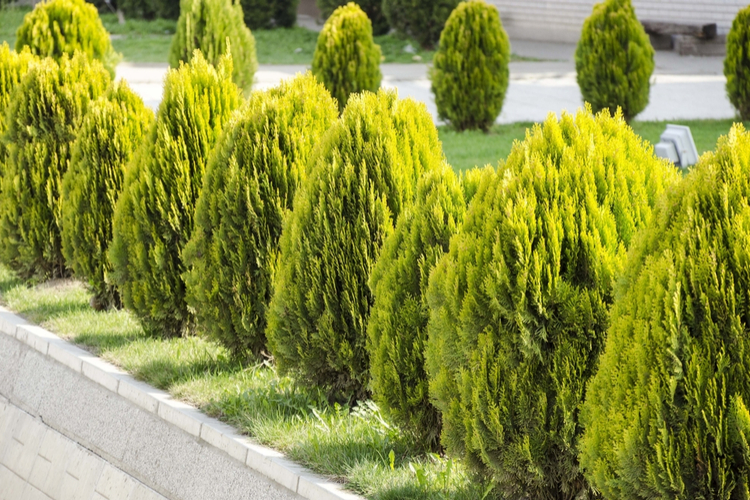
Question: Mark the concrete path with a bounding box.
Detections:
[117,39,736,124]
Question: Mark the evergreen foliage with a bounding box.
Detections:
[267,90,444,401]
[15,0,120,77]
[725,5,750,120]
[61,81,153,310]
[0,44,36,178]
[118,0,181,19]
[240,0,298,29]
[170,0,257,92]
[0,53,110,279]
[317,0,388,35]
[368,164,492,447]
[311,2,382,112]
[425,108,679,500]
[575,0,654,122]
[382,0,459,49]
[430,0,510,132]
[109,51,241,337]
[182,73,337,358]
[580,124,750,500]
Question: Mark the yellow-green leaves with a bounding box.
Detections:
[15,0,120,77]
[312,2,382,111]
[430,0,510,131]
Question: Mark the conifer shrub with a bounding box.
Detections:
[368,164,492,447]
[311,2,382,112]
[267,89,444,401]
[117,0,181,19]
[430,0,510,132]
[170,0,257,92]
[109,51,241,337]
[182,73,338,358]
[425,108,680,500]
[579,124,750,500]
[725,6,750,120]
[0,53,110,279]
[382,0,459,49]
[240,0,298,29]
[0,44,36,178]
[575,0,654,122]
[61,81,153,310]
[15,0,120,77]
[317,0,388,35]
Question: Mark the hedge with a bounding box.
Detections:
[580,124,750,500]
[109,51,241,337]
[182,72,338,358]
[311,2,382,112]
[267,90,444,401]
[61,81,154,310]
[15,0,120,77]
[0,53,110,279]
[382,0,460,49]
[575,0,654,122]
[425,108,679,499]
[170,0,257,92]
[430,0,510,131]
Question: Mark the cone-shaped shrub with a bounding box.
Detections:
[0,53,110,279]
[430,0,510,132]
[317,0,388,35]
[15,0,120,78]
[725,6,750,120]
[61,81,153,310]
[267,89,444,401]
[368,164,492,447]
[311,2,382,112]
[170,0,258,92]
[383,0,459,49]
[426,108,680,500]
[575,0,654,122]
[182,73,338,358]
[579,124,750,500]
[0,44,36,178]
[240,0,298,29]
[110,51,241,337]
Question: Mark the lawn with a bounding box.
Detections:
[0,265,491,500]
[440,118,750,173]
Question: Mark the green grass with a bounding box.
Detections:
[0,6,27,48]
[439,118,750,173]
[0,265,490,500]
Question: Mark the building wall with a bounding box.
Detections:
[490,0,747,43]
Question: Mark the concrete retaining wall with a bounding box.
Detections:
[0,307,362,500]
[489,0,747,43]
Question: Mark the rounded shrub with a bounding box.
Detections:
[368,163,492,446]
[425,108,679,500]
[383,0,459,49]
[430,0,510,132]
[317,0,388,35]
[0,53,110,279]
[267,89,444,401]
[182,73,338,358]
[170,0,257,92]
[15,0,120,78]
[0,44,36,178]
[240,0,298,29]
[580,124,750,500]
[109,51,241,337]
[725,6,750,120]
[61,81,154,310]
[311,2,382,112]
[575,0,654,122]
[117,0,181,19]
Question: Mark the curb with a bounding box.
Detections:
[0,306,363,500]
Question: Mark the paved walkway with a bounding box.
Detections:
[117,40,735,124]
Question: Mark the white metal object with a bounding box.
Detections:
[654,124,699,168]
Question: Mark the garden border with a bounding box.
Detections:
[0,305,363,500]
